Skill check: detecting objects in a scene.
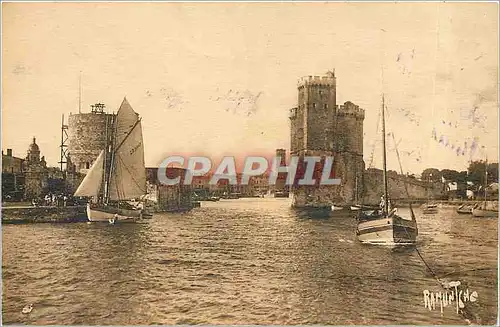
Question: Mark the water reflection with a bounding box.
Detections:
[2,199,497,325]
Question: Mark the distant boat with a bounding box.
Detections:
[355,95,418,245]
[422,175,439,215]
[274,191,289,198]
[349,175,365,211]
[351,204,379,211]
[331,204,345,211]
[472,202,498,218]
[422,203,438,214]
[74,98,150,223]
[471,158,497,218]
[457,203,474,214]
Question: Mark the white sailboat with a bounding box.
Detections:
[472,159,498,218]
[74,98,149,223]
[355,95,418,245]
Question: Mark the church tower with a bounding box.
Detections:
[26,137,41,163]
[24,137,48,199]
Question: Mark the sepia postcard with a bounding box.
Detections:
[1,2,498,326]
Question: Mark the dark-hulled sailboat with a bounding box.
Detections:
[74,98,148,223]
[355,95,418,245]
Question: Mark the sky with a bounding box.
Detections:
[2,2,498,174]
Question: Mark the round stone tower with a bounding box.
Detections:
[67,103,115,173]
[334,101,365,203]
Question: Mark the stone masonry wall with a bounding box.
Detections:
[363,169,445,205]
[68,112,114,173]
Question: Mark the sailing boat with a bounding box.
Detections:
[472,159,498,218]
[355,95,418,245]
[422,174,438,214]
[349,176,378,211]
[74,98,149,223]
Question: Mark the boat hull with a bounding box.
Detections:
[457,205,473,214]
[356,215,418,245]
[471,208,498,218]
[86,204,143,223]
[422,207,438,214]
[293,206,331,218]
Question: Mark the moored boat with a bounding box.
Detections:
[294,205,332,218]
[422,203,438,214]
[470,158,497,218]
[356,209,418,245]
[471,202,498,218]
[472,204,498,218]
[331,204,345,211]
[355,94,418,245]
[457,203,474,214]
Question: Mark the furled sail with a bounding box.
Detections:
[74,150,105,197]
[108,98,147,201]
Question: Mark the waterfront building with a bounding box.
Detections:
[2,149,25,199]
[145,167,193,212]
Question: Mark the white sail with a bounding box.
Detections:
[74,150,105,197]
[108,98,147,201]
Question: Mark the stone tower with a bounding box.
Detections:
[334,101,365,203]
[24,137,48,199]
[289,72,340,208]
[67,103,115,174]
[290,72,336,155]
[289,71,366,207]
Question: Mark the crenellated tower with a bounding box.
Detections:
[289,71,342,208]
[290,72,336,156]
[289,71,366,208]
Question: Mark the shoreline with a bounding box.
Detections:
[1,205,87,224]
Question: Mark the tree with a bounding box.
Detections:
[440,169,460,182]
[457,171,468,183]
[421,168,442,182]
[467,161,498,186]
[487,163,499,183]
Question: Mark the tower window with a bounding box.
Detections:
[86,162,90,169]
[319,90,323,95]
[312,103,316,108]
[324,104,328,109]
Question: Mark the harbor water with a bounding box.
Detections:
[2,198,497,325]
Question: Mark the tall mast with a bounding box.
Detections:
[484,157,488,206]
[103,114,109,202]
[355,174,358,203]
[105,113,117,203]
[427,173,431,203]
[381,94,389,214]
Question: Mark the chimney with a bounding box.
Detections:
[7,149,12,157]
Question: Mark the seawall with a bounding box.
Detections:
[1,205,87,224]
